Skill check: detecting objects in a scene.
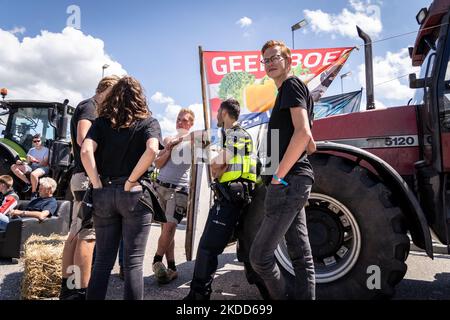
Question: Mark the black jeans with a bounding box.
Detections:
[190,199,242,296]
[87,185,152,300]
[250,175,315,300]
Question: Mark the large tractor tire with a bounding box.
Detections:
[0,146,15,176]
[240,154,410,300]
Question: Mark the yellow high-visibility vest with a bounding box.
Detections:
[219,125,257,184]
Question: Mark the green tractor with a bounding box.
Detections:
[0,88,74,199]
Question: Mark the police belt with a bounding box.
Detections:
[211,180,254,203]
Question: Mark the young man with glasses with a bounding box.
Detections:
[249,40,317,300]
[10,133,49,197]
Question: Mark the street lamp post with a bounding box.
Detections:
[291,19,308,49]
[102,64,110,78]
[340,71,352,94]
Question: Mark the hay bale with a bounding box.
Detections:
[21,234,66,300]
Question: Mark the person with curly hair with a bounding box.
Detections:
[81,76,162,300]
[60,75,120,301]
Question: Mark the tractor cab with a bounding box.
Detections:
[0,100,73,156]
[409,0,450,246]
[0,95,74,198]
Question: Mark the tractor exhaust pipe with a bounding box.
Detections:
[357,26,375,110]
[57,99,69,140]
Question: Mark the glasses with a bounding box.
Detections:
[33,140,41,143]
[261,54,284,65]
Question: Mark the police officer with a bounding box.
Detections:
[184,98,257,300]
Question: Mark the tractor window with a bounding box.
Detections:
[443,59,450,113]
[412,50,436,105]
[9,108,54,152]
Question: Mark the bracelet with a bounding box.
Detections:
[273,175,289,186]
[127,179,137,184]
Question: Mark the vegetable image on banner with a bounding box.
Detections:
[201,47,355,129]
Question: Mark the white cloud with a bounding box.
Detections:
[151,92,175,105]
[304,0,382,39]
[358,48,420,106]
[237,17,253,28]
[0,27,127,106]
[374,100,387,109]
[152,94,205,137]
[8,26,26,35]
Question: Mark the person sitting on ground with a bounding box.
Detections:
[0,175,20,231]
[9,177,58,222]
[10,133,50,197]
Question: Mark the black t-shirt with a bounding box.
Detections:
[27,197,58,217]
[86,116,162,178]
[266,76,314,182]
[71,98,97,174]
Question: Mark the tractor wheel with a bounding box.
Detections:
[0,148,14,175]
[274,154,410,299]
[240,154,410,300]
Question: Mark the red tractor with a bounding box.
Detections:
[239,0,450,299]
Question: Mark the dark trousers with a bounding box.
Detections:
[87,185,152,300]
[118,239,124,268]
[190,199,242,296]
[250,175,315,300]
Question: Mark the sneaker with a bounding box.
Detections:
[165,269,178,283]
[64,290,86,301]
[22,184,31,193]
[152,261,168,283]
[59,286,76,300]
[183,289,210,301]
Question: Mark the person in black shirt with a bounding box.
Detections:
[60,75,120,301]
[250,40,317,300]
[81,76,162,300]
[10,177,58,221]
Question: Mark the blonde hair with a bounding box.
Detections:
[96,75,121,95]
[261,40,292,58]
[39,177,57,193]
[179,109,195,123]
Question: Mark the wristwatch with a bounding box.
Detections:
[21,211,26,218]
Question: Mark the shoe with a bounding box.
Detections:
[22,184,31,193]
[64,290,86,301]
[30,192,38,200]
[163,268,178,284]
[183,289,210,301]
[59,286,76,300]
[152,261,168,283]
[119,266,124,281]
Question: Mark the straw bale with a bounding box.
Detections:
[21,234,66,300]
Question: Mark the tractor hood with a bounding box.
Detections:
[312,106,420,176]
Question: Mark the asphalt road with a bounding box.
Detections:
[1,222,450,300]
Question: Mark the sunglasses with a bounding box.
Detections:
[33,140,41,143]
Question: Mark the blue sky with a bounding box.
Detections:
[0,0,432,135]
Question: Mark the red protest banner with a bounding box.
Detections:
[201,47,354,128]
